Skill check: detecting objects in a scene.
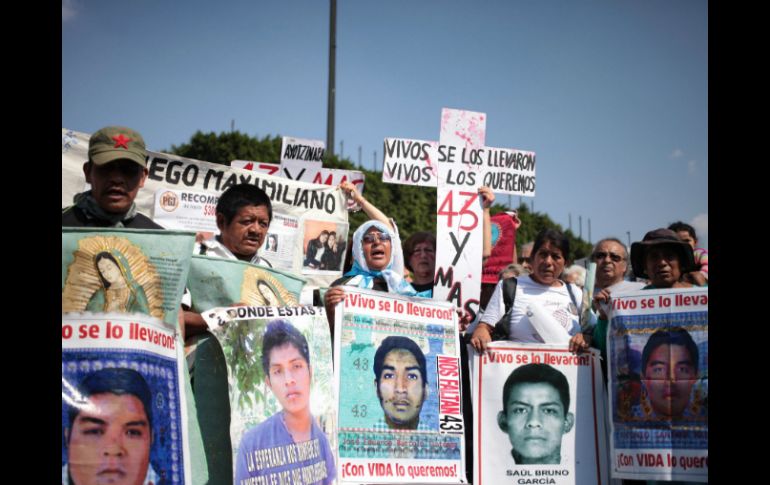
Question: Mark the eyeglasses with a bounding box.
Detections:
[592,251,624,263]
[362,232,392,244]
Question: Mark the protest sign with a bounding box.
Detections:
[301,220,349,275]
[334,288,465,483]
[472,342,609,485]
[233,159,367,212]
[62,227,195,327]
[381,109,535,321]
[62,128,349,288]
[280,136,325,164]
[607,288,708,482]
[199,305,337,485]
[62,313,192,485]
[61,227,206,483]
[382,113,536,196]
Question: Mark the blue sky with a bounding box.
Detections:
[62,0,708,249]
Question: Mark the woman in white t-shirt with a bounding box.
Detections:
[470,229,583,351]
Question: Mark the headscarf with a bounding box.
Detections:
[343,220,420,296]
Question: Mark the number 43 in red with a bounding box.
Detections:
[438,191,479,230]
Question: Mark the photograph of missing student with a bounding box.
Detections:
[607,287,708,482]
[302,220,348,274]
[62,314,188,485]
[334,288,465,483]
[205,311,337,485]
[473,342,608,485]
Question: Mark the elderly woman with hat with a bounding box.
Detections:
[630,228,704,290]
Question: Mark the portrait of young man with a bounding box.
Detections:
[235,320,336,485]
[638,327,702,420]
[497,363,575,465]
[63,368,159,485]
[372,336,430,431]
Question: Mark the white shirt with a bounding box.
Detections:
[478,275,582,343]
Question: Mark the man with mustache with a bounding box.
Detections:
[498,363,575,465]
[235,320,336,485]
[64,368,159,485]
[62,126,161,229]
[372,336,430,431]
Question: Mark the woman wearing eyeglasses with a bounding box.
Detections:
[568,237,646,379]
[323,182,421,333]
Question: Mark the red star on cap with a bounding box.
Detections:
[112,134,132,149]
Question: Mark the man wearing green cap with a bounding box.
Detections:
[62,126,162,229]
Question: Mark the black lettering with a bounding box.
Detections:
[437,144,448,162]
[421,166,432,182]
[238,174,252,184]
[324,194,335,214]
[384,162,397,179]
[181,164,199,186]
[449,232,471,265]
[148,158,167,181]
[165,161,183,184]
[221,173,239,191]
[435,266,454,287]
[384,139,397,159]
[203,169,223,191]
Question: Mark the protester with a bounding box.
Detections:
[323,182,419,331]
[562,264,586,287]
[402,231,436,294]
[182,183,275,485]
[568,238,645,370]
[518,241,534,273]
[630,228,701,290]
[668,221,708,285]
[469,228,583,351]
[62,126,160,229]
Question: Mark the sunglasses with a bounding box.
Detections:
[592,251,624,263]
[362,232,392,244]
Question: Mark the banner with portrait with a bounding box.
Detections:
[61,227,212,484]
[62,128,349,288]
[472,343,609,485]
[607,287,708,482]
[334,288,465,483]
[200,305,337,485]
[62,313,192,485]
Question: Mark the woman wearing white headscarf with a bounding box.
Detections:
[324,183,425,332]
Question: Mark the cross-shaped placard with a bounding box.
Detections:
[383,108,536,321]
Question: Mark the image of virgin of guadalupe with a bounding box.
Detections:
[86,250,151,314]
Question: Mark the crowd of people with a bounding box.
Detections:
[62,126,708,485]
